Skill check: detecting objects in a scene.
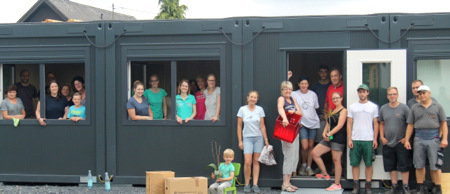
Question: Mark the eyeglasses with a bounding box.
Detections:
[332,97,341,100]
[282,88,292,91]
[412,87,420,89]
[387,93,398,96]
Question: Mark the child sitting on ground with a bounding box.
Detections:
[67,92,86,122]
[209,149,235,194]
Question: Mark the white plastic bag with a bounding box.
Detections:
[258,145,277,165]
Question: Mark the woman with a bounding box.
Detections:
[36,81,70,126]
[1,85,26,120]
[176,79,196,124]
[311,92,347,191]
[61,84,74,106]
[194,75,206,120]
[277,81,302,192]
[127,81,153,120]
[204,74,220,122]
[72,76,86,106]
[237,91,269,193]
[189,79,198,95]
[143,74,167,120]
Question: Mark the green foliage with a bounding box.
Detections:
[154,0,188,19]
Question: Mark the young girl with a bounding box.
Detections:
[176,79,196,124]
[67,92,86,122]
[209,149,235,194]
[311,92,347,191]
[237,91,268,193]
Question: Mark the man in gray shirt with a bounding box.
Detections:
[404,85,448,194]
[407,80,436,108]
[379,87,411,194]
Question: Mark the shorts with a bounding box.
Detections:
[243,136,264,154]
[382,143,411,172]
[300,126,317,140]
[413,137,441,170]
[350,140,374,167]
[319,139,346,151]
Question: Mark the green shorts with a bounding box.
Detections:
[350,140,374,167]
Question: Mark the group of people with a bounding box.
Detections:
[210,66,447,194]
[1,70,87,124]
[126,74,221,123]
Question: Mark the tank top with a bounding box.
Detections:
[328,108,346,144]
[283,96,296,111]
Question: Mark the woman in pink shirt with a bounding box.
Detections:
[194,75,206,120]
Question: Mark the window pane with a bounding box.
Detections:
[363,63,390,106]
[417,59,450,117]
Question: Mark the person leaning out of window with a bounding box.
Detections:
[176,79,196,124]
[143,74,167,120]
[1,85,26,120]
[127,81,153,120]
[36,81,70,126]
[72,76,86,106]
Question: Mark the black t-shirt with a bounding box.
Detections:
[15,83,37,118]
[329,108,346,144]
[45,95,69,119]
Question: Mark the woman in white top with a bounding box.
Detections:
[204,74,220,122]
[237,91,269,193]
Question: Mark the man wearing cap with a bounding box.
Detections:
[379,87,412,194]
[407,80,437,108]
[324,68,344,112]
[347,84,379,194]
[292,76,320,176]
[404,85,448,194]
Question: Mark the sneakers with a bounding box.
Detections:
[299,163,307,176]
[384,183,398,194]
[416,184,425,194]
[365,182,372,194]
[351,181,360,194]
[432,185,442,194]
[306,166,315,176]
[326,183,342,191]
[315,173,330,180]
[252,185,261,194]
[403,184,411,194]
[244,184,251,194]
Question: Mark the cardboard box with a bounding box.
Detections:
[165,177,208,194]
[146,171,175,194]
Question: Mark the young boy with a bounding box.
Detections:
[209,149,235,194]
[67,92,86,122]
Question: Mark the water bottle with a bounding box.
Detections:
[104,172,111,191]
[87,170,93,188]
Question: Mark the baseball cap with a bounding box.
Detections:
[417,85,431,93]
[357,84,370,91]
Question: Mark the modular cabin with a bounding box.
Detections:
[0,13,449,188]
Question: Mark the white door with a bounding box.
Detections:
[346,49,407,180]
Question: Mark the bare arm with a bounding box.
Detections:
[260,117,269,146]
[292,98,302,116]
[36,101,46,126]
[218,171,235,182]
[212,94,220,122]
[148,106,154,120]
[327,109,347,136]
[440,121,448,148]
[347,117,353,148]
[237,117,243,150]
[127,109,151,120]
[185,104,197,122]
[277,97,289,127]
[61,106,69,120]
[373,117,379,149]
[379,121,388,145]
[404,123,414,149]
[163,97,167,119]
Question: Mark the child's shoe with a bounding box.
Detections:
[326,183,342,191]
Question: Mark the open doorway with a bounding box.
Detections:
[287,51,344,178]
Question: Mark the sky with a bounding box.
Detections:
[0,0,449,23]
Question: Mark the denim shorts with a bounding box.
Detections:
[300,126,317,140]
[243,136,264,154]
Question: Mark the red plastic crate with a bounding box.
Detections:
[273,113,302,143]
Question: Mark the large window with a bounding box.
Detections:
[127,60,221,123]
[417,59,450,117]
[1,63,86,123]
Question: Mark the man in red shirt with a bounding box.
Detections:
[324,68,344,111]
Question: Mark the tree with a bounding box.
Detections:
[154,0,188,19]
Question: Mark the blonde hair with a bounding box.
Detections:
[133,80,144,90]
[177,79,190,94]
[280,81,293,94]
[387,87,398,93]
[72,92,81,98]
[223,149,235,157]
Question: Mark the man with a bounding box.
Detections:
[407,80,436,108]
[347,84,378,194]
[324,68,344,112]
[15,69,38,118]
[310,65,331,118]
[379,87,411,194]
[292,76,320,176]
[404,85,448,194]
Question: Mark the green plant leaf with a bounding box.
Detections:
[206,163,217,170]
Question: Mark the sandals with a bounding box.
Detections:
[281,184,298,192]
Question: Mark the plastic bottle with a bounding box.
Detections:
[104,172,111,191]
[87,170,93,188]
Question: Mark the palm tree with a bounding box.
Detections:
[154,0,188,19]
